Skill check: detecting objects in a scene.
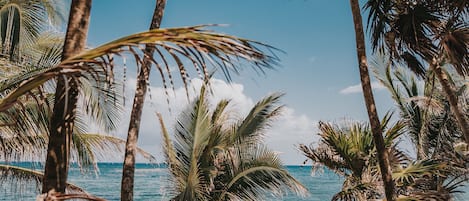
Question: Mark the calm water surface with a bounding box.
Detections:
[1,163,467,200]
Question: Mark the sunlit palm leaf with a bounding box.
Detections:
[0,25,278,115]
[0,0,65,60]
[220,145,308,201]
[71,133,155,172]
[233,93,283,144]
[0,164,85,194]
[161,85,307,200]
[392,159,443,186]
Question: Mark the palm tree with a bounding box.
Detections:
[158,86,308,200]
[372,58,469,200]
[348,0,395,200]
[364,0,469,144]
[0,0,65,61]
[0,133,153,200]
[300,114,405,200]
[0,6,278,200]
[121,1,166,200]
[42,0,92,194]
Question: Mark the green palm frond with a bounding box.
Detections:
[300,112,408,200]
[299,144,348,176]
[0,99,49,160]
[161,85,306,200]
[332,181,378,201]
[168,87,212,200]
[397,192,450,201]
[71,133,155,171]
[219,145,308,201]
[78,76,122,132]
[393,159,443,186]
[0,0,65,61]
[0,164,85,194]
[365,0,469,77]
[233,93,283,144]
[157,112,182,197]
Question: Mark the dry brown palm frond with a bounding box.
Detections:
[406,96,444,114]
[0,25,278,114]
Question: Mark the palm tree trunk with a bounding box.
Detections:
[431,59,469,144]
[42,0,92,194]
[120,1,166,200]
[349,1,395,200]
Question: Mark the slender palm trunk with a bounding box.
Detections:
[431,59,469,143]
[42,0,92,194]
[120,1,166,200]
[349,1,395,200]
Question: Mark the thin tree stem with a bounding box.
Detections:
[349,0,395,200]
[432,59,469,144]
[120,1,166,200]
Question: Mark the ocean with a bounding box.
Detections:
[1,163,468,200]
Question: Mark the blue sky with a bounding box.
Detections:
[87,0,397,164]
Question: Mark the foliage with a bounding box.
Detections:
[371,56,469,200]
[0,0,65,61]
[364,0,468,76]
[159,86,308,200]
[300,113,405,200]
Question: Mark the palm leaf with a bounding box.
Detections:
[0,0,65,61]
[232,93,283,144]
[0,25,278,114]
[392,159,443,186]
[219,145,308,201]
[0,164,85,194]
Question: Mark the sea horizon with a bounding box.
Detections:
[1,162,468,201]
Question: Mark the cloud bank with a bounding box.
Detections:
[339,81,386,94]
[115,78,317,165]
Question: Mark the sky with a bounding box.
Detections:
[86,0,397,165]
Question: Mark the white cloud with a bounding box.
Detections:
[264,107,319,165]
[339,81,386,94]
[114,78,317,165]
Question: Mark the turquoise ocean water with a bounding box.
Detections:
[1,163,468,200]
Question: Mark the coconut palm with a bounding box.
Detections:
[364,0,469,144]
[41,0,92,194]
[121,1,166,200]
[372,58,469,200]
[0,0,65,61]
[0,1,278,196]
[348,0,395,200]
[0,1,124,197]
[300,113,405,200]
[158,87,308,201]
[0,13,278,201]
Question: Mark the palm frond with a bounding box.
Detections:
[71,133,155,170]
[299,143,348,176]
[392,159,443,187]
[0,25,279,116]
[233,93,283,144]
[0,0,66,61]
[437,19,469,75]
[162,86,306,200]
[0,164,85,194]
[220,145,308,201]
[332,181,379,201]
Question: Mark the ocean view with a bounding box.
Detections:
[2,163,342,200]
[2,162,468,200]
[1,1,468,200]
